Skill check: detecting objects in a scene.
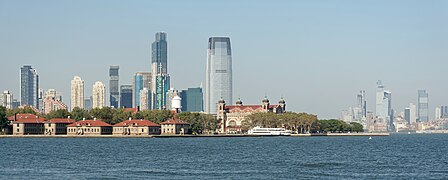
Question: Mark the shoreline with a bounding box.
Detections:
[0,133,390,138]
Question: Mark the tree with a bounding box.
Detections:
[135,110,174,124]
[89,107,116,124]
[0,106,8,134]
[112,108,133,124]
[45,109,71,120]
[176,112,217,134]
[70,107,90,121]
[6,106,38,118]
[350,122,364,133]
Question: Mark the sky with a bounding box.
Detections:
[0,0,447,119]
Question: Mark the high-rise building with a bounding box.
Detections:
[20,65,39,108]
[120,85,132,108]
[404,108,411,124]
[150,32,170,110]
[43,89,67,114]
[409,103,417,124]
[132,72,151,108]
[139,88,150,110]
[375,80,392,130]
[205,37,233,114]
[70,76,84,111]
[0,91,13,109]
[165,88,178,110]
[417,90,429,122]
[441,106,448,119]
[435,107,441,120]
[180,87,203,112]
[92,81,106,109]
[109,66,119,108]
[84,97,92,110]
[38,88,44,112]
[357,90,367,119]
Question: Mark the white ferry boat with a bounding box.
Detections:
[248,127,291,136]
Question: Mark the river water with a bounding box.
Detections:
[0,134,447,179]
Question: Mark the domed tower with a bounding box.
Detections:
[262,96,270,111]
[171,94,182,113]
[216,97,227,133]
[278,97,286,113]
[235,98,243,106]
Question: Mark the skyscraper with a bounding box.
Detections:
[375,81,392,126]
[205,37,233,114]
[404,108,411,124]
[180,87,204,112]
[357,90,367,118]
[441,106,448,119]
[43,89,67,114]
[150,32,170,110]
[120,85,132,108]
[109,65,119,108]
[70,76,84,111]
[20,65,39,108]
[0,91,13,109]
[139,88,150,110]
[132,72,151,108]
[165,88,178,110]
[84,97,92,110]
[92,81,106,109]
[409,103,417,124]
[417,90,429,122]
[435,107,441,120]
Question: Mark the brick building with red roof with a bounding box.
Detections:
[160,118,189,135]
[113,118,161,135]
[44,118,75,135]
[216,97,286,134]
[67,119,112,135]
[12,114,46,135]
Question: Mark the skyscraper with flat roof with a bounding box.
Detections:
[180,87,203,112]
[71,76,84,111]
[205,37,233,114]
[120,85,132,108]
[109,66,119,108]
[20,65,39,108]
[132,72,151,108]
[417,90,429,122]
[92,81,106,109]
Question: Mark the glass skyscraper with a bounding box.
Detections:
[20,65,39,109]
[109,66,119,108]
[417,90,429,122]
[375,80,392,125]
[132,72,151,108]
[180,87,204,112]
[205,37,233,114]
[120,85,132,108]
[150,32,170,110]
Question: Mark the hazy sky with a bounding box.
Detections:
[1,0,447,118]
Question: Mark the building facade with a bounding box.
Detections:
[44,118,75,135]
[20,65,39,109]
[132,72,151,108]
[1,90,13,109]
[205,37,233,114]
[375,80,392,131]
[160,118,189,135]
[139,88,150,110]
[180,87,203,112]
[150,32,170,110]
[113,119,160,135]
[216,97,286,134]
[109,66,120,108]
[418,90,429,122]
[12,115,46,135]
[120,85,132,108]
[71,76,84,111]
[67,119,112,135]
[92,81,106,109]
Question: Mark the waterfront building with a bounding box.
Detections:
[12,115,45,135]
[44,118,75,135]
[435,107,441,120]
[205,37,233,114]
[109,66,120,108]
[1,90,13,109]
[43,89,67,114]
[84,97,92,110]
[70,76,84,111]
[160,118,189,135]
[216,97,286,134]
[120,85,132,108]
[132,72,151,108]
[67,119,112,135]
[180,87,203,112]
[417,90,429,122]
[92,81,106,109]
[139,88,150,110]
[20,65,39,109]
[113,119,160,135]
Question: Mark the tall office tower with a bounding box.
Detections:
[375,80,392,124]
[441,106,448,119]
[70,76,84,111]
[357,90,367,118]
[132,72,151,108]
[435,107,441,120]
[38,88,44,112]
[84,97,92,110]
[409,103,417,124]
[180,87,204,112]
[153,73,170,110]
[92,81,106,109]
[120,85,132,108]
[20,65,39,108]
[404,108,411,124]
[139,88,150,110]
[165,88,178,110]
[205,37,233,114]
[0,91,13,109]
[109,66,119,108]
[43,89,67,114]
[150,32,170,110]
[417,90,429,122]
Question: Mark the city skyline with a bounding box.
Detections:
[1,1,447,118]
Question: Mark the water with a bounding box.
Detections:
[0,134,447,179]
